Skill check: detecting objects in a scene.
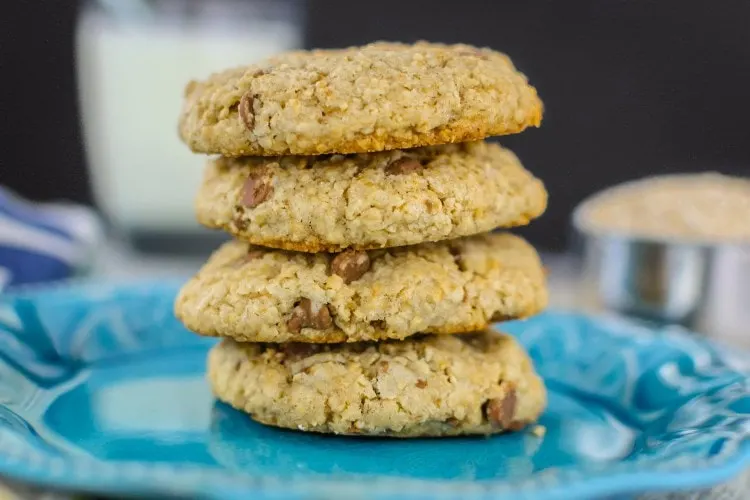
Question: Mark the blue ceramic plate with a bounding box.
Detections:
[0,281,748,499]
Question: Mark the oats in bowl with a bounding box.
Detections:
[576,173,750,243]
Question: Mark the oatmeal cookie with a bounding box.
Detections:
[207,331,546,436]
[179,42,543,156]
[174,232,547,343]
[196,141,546,252]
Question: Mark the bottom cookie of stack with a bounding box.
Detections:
[208,331,546,437]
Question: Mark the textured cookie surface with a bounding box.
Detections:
[208,331,546,437]
[179,41,543,156]
[175,232,547,343]
[196,141,547,252]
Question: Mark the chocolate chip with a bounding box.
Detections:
[415,379,428,389]
[286,313,303,334]
[242,172,273,208]
[233,216,248,231]
[484,389,517,428]
[281,343,319,357]
[230,249,264,269]
[238,93,255,130]
[507,421,527,432]
[247,249,265,261]
[379,360,390,373]
[457,332,486,349]
[310,304,333,329]
[286,298,333,333]
[385,157,423,176]
[490,312,513,323]
[448,246,465,271]
[370,320,387,330]
[330,250,371,284]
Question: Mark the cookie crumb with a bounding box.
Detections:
[530,425,546,437]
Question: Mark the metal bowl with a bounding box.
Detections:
[572,190,750,347]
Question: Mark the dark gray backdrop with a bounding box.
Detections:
[2,1,749,250]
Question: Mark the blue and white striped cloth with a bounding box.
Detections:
[0,187,101,290]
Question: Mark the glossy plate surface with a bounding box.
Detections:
[0,281,748,499]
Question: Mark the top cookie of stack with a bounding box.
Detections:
[179,41,546,253]
[179,41,542,157]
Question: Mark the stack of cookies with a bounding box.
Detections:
[175,42,549,437]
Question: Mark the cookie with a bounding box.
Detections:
[175,232,547,343]
[196,141,547,252]
[179,42,543,157]
[207,331,546,437]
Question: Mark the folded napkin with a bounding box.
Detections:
[0,187,101,290]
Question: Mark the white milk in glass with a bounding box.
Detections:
[76,9,300,232]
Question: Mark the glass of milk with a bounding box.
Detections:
[76,0,302,252]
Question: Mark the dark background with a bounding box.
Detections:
[2,1,749,251]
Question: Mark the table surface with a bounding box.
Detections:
[1,246,747,499]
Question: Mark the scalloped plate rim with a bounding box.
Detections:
[0,280,748,499]
[0,437,747,500]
